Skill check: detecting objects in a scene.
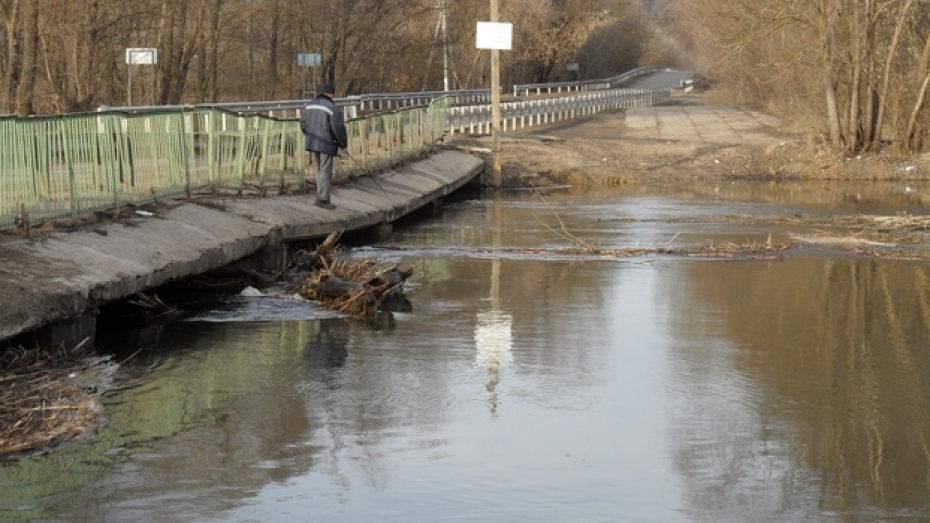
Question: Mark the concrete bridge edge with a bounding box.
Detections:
[0,150,484,348]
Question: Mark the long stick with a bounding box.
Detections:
[345,151,385,192]
[345,151,371,175]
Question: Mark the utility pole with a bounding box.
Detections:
[441,0,450,91]
[490,0,502,188]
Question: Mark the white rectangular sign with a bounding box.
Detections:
[476,22,513,50]
[298,53,322,68]
[126,48,157,65]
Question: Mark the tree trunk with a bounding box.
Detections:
[846,0,863,153]
[870,0,913,150]
[1,0,21,113]
[209,0,222,102]
[818,0,842,149]
[13,0,37,115]
[266,0,281,99]
[862,0,878,146]
[905,71,930,150]
[904,14,930,150]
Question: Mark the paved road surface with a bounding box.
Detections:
[622,69,783,145]
[625,101,783,145]
[626,68,697,89]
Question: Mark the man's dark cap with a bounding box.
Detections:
[319,83,336,96]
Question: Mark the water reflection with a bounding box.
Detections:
[475,307,513,415]
[666,255,930,520]
[474,197,515,415]
[304,319,350,373]
[7,186,930,521]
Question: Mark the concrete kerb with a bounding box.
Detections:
[0,150,484,343]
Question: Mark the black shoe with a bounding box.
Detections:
[315,200,336,210]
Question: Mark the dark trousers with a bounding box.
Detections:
[312,151,335,202]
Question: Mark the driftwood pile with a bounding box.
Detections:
[294,231,413,317]
[0,339,116,459]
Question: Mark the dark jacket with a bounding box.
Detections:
[300,94,348,155]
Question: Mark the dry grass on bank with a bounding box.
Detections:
[0,341,116,459]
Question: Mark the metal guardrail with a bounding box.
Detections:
[0,97,451,230]
[105,89,490,120]
[512,66,671,96]
[449,88,670,135]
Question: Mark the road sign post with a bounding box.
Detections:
[477,9,512,189]
[298,53,322,98]
[125,48,157,106]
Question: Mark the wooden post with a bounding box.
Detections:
[490,0,502,189]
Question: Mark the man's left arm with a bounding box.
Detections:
[332,108,349,150]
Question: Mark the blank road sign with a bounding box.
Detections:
[126,48,157,65]
[476,22,512,50]
[298,53,322,67]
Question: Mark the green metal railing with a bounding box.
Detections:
[0,96,451,230]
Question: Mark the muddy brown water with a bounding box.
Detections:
[4,180,930,522]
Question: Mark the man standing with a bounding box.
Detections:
[300,83,348,209]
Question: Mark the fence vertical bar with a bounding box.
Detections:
[102,115,122,216]
[207,111,217,189]
[258,118,270,191]
[386,114,395,167]
[58,117,79,221]
[361,119,370,172]
[179,110,192,199]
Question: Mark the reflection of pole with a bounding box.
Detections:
[491,192,502,310]
[474,193,510,415]
[490,0,502,188]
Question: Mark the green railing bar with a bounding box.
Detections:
[0,102,450,230]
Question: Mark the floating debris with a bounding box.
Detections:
[293,231,413,317]
[127,292,179,319]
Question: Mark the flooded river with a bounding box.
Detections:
[4,181,930,522]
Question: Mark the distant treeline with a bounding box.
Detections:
[0,0,684,115]
[667,0,930,154]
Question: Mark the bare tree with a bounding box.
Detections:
[1,0,667,113]
[13,0,36,115]
[667,0,930,154]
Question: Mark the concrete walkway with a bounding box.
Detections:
[0,150,484,343]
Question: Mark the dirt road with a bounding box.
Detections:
[450,92,930,187]
[448,93,790,187]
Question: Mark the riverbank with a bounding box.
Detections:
[448,92,930,256]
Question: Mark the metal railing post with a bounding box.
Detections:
[179,110,192,199]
